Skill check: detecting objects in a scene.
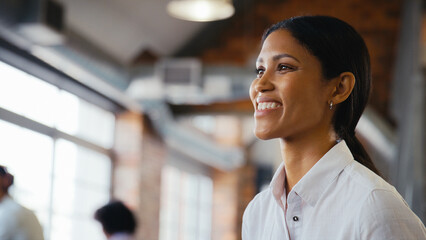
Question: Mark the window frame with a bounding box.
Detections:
[0,37,124,114]
[0,37,121,240]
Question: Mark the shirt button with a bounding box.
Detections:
[293,216,299,222]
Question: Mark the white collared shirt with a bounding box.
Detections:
[0,196,44,240]
[109,232,135,240]
[242,141,426,240]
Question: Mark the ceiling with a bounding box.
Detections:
[0,0,419,123]
[57,0,208,65]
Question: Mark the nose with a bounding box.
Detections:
[253,73,274,93]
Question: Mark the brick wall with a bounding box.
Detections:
[422,13,426,66]
[200,0,402,123]
[212,168,240,240]
[212,164,256,240]
[211,116,257,240]
[113,112,166,240]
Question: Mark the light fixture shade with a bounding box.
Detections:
[167,0,235,22]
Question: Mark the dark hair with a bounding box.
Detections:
[0,166,7,176]
[94,201,137,235]
[262,16,379,175]
[0,165,14,191]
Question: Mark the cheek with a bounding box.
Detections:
[296,86,328,119]
[249,80,257,101]
[278,81,300,105]
[281,81,326,117]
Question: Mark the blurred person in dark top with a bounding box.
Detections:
[95,200,137,240]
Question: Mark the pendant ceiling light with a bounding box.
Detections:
[167,0,235,22]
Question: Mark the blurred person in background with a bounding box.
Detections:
[0,165,44,240]
[94,200,137,240]
[242,15,426,240]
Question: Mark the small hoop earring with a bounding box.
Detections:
[329,101,333,110]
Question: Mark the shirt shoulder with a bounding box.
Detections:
[0,197,21,225]
[358,188,426,239]
[243,188,274,221]
[0,198,44,240]
[17,206,45,239]
[343,162,426,239]
[344,160,394,193]
[242,188,278,240]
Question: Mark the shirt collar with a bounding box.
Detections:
[109,233,133,240]
[269,140,354,207]
[270,161,286,207]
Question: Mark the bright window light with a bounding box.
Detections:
[0,60,114,240]
[56,90,115,149]
[0,60,115,149]
[160,165,213,240]
[0,61,59,127]
[0,119,53,238]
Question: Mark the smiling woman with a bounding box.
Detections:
[243,16,426,240]
[250,29,327,142]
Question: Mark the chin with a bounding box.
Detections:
[254,129,276,140]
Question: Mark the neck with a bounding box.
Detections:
[0,191,7,201]
[280,128,337,195]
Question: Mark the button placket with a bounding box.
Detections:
[286,193,302,240]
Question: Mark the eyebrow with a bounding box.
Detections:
[257,53,300,63]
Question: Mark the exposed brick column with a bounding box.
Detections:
[113,112,165,240]
[138,116,165,240]
[212,168,239,240]
[236,163,256,240]
[211,116,256,240]
[211,164,256,240]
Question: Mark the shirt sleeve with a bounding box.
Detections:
[358,189,426,240]
[242,195,260,240]
[242,203,250,240]
[0,218,15,240]
[0,205,18,240]
[18,208,45,240]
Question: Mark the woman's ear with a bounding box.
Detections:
[330,72,355,105]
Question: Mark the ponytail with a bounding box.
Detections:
[339,130,380,175]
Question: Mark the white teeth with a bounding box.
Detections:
[257,102,281,110]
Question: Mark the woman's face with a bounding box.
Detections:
[249,30,333,140]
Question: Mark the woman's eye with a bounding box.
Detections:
[256,68,265,77]
[278,64,293,71]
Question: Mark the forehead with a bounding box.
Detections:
[258,29,312,62]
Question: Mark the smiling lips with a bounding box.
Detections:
[255,97,282,112]
[254,101,282,117]
[257,102,282,110]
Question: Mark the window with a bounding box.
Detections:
[56,91,115,149]
[0,61,58,127]
[0,60,114,240]
[50,139,111,240]
[0,120,53,226]
[159,165,213,240]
